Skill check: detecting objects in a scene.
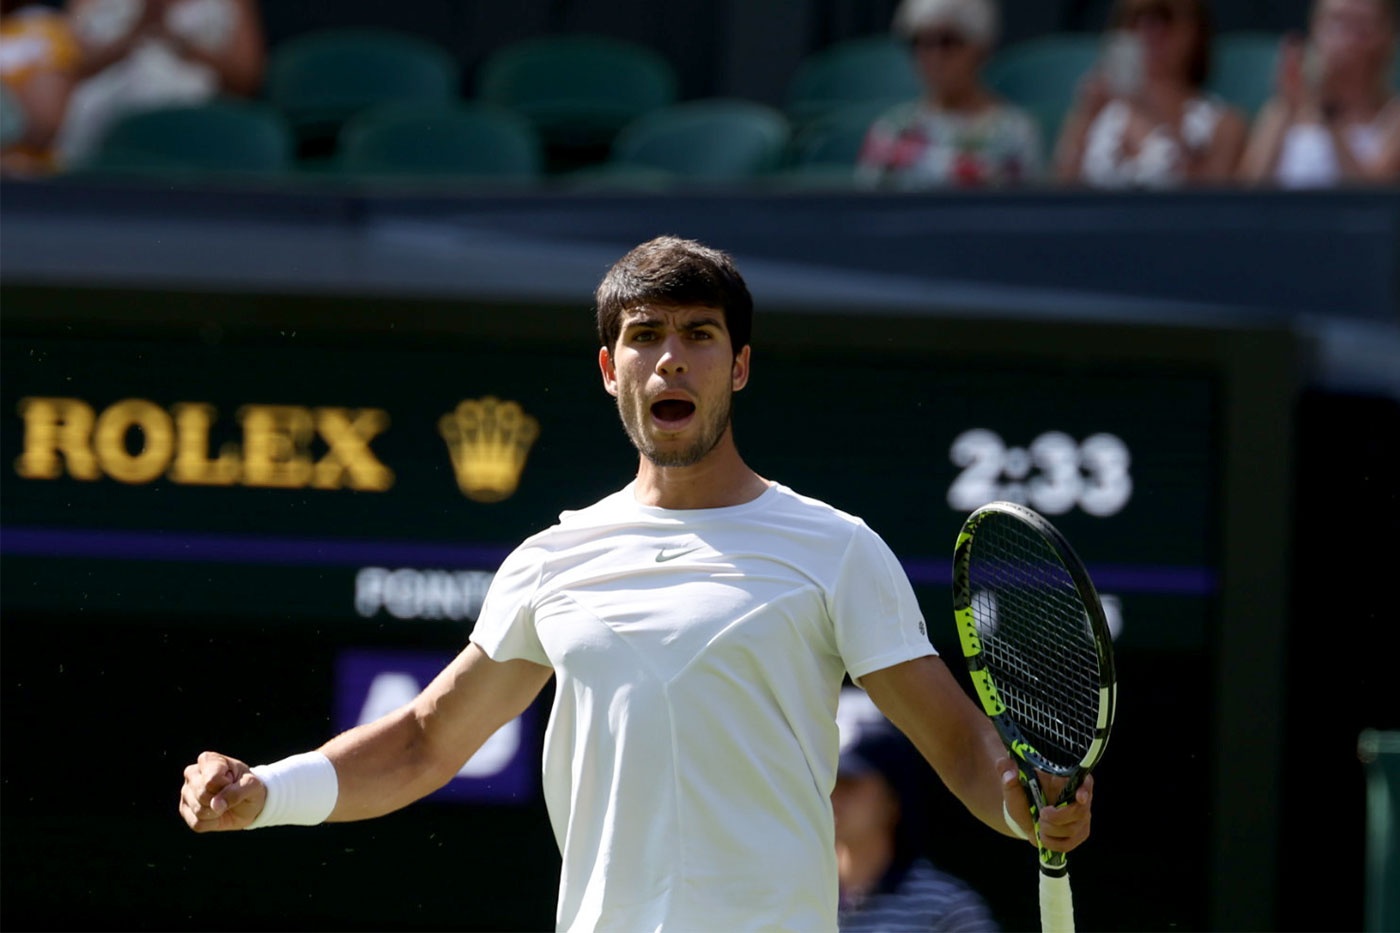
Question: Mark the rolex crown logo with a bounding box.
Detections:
[438,397,540,502]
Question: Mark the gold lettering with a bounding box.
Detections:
[312,408,394,491]
[168,403,241,486]
[93,399,175,484]
[15,396,404,494]
[238,405,314,488]
[15,397,100,480]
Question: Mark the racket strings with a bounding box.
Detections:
[968,517,1103,771]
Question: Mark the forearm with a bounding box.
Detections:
[930,701,1015,835]
[317,706,457,822]
[862,656,1016,838]
[68,3,152,79]
[1052,114,1091,183]
[72,34,140,77]
[1239,104,1292,183]
[1187,126,1246,184]
[184,646,550,834]
[165,28,263,95]
[315,647,551,822]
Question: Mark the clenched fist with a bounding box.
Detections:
[178,751,267,832]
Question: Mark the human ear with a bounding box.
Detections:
[599,346,619,397]
[731,345,751,392]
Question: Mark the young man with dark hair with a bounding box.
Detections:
[179,235,1094,932]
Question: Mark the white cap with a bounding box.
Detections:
[892,0,1001,47]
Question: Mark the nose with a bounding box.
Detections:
[655,334,688,375]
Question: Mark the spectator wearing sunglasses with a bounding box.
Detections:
[856,0,1043,190]
[1238,0,1400,187]
[1055,0,1248,188]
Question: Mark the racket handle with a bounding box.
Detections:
[1039,871,1076,933]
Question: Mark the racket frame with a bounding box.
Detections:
[951,500,1117,880]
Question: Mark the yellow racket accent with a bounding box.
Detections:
[970,669,1006,716]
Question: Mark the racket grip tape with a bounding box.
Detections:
[1039,871,1076,933]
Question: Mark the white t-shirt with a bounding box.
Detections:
[470,481,936,932]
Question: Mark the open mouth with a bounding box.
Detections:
[650,399,696,426]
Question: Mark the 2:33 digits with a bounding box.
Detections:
[946,429,1132,517]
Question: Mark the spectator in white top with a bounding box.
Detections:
[1239,0,1400,187]
[1055,0,1248,188]
[55,0,264,164]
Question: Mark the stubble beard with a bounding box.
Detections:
[621,388,733,468]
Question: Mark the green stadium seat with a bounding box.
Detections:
[74,99,293,178]
[266,28,460,153]
[603,98,791,183]
[984,33,1099,148]
[336,102,543,182]
[787,100,888,168]
[475,34,679,154]
[785,35,921,130]
[1209,31,1282,117]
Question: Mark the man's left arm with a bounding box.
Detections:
[859,655,1093,852]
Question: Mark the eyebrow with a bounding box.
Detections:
[623,315,725,332]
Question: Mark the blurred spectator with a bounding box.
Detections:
[1055,0,1248,187]
[856,0,1043,189]
[1238,0,1400,187]
[1,0,80,175]
[54,0,264,165]
[834,687,999,932]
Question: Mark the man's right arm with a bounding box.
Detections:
[179,642,552,831]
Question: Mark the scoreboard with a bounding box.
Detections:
[0,285,1296,931]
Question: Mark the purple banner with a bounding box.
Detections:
[335,648,538,803]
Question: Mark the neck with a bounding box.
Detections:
[930,82,986,112]
[1142,74,1192,104]
[632,433,768,510]
[837,834,896,905]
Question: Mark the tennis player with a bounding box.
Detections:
[178,235,1094,932]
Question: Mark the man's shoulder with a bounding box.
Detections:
[553,485,637,528]
[487,488,636,587]
[766,483,876,537]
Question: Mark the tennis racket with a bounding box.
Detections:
[951,500,1117,933]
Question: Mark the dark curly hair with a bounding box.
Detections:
[594,236,753,356]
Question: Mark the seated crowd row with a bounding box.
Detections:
[1,0,1397,190]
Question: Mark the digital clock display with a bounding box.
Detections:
[947,428,1133,516]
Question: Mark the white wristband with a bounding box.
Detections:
[1004,799,1031,840]
[245,751,339,830]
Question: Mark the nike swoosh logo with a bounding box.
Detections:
[655,546,704,563]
